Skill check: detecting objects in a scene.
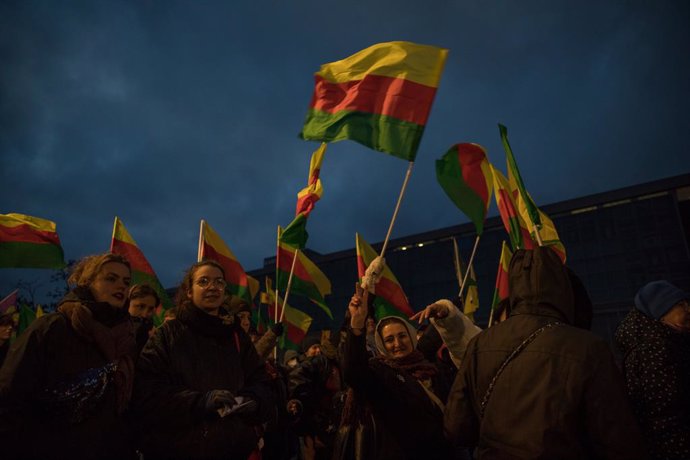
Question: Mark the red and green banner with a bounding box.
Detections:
[436,143,493,235]
[356,233,414,320]
[276,239,333,319]
[300,41,448,162]
[266,278,312,350]
[295,143,327,217]
[491,241,513,311]
[0,213,65,269]
[490,166,534,252]
[499,124,541,228]
[199,220,251,303]
[110,217,173,325]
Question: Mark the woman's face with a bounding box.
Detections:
[237,311,251,333]
[661,300,690,333]
[380,322,412,358]
[90,262,131,308]
[187,264,226,315]
[129,295,158,319]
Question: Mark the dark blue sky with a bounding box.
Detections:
[2,0,689,302]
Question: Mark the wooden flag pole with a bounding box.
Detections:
[109,217,118,252]
[451,237,463,290]
[197,219,205,262]
[458,235,481,298]
[279,248,299,323]
[275,226,281,324]
[488,306,496,328]
[380,161,415,259]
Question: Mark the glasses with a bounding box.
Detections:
[194,277,227,290]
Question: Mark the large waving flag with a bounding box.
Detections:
[436,143,493,235]
[499,124,541,228]
[276,234,333,319]
[356,233,414,319]
[490,166,534,252]
[491,241,513,313]
[199,220,251,303]
[300,41,448,162]
[266,278,312,350]
[0,213,65,269]
[295,143,327,217]
[110,217,173,323]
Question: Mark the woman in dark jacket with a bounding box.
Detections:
[0,253,138,460]
[132,260,273,460]
[614,280,690,460]
[337,284,453,460]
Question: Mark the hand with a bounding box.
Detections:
[287,399,302,416]
[203,389,236,413]
[410,302,449,324]
[348,282,368,331]
[271,322,284,336]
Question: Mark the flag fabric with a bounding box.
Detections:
[247,275,260,304]
[279,214,309,250]
[300,41,448,162]
[36,305,45,319]
[0,289,18,315]
[199,221,251,303]
[490,165,534,252]
[507,176,567,262]
[436,143,493,234]
[276,237,333,319]
[0,213,65,269]
[499,124,541,227]
[490,241,513,311]
[295,143,327,217]
[266,278,312,350]
[17,304,36,334]
[355,233,414,319]
[110,217,173,324]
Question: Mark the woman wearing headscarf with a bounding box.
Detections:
[0,253,138,459]
[335,283,453,459]
[131,260,273,460]
[614,280,690,460]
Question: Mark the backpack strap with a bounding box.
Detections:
[479,321,562,418]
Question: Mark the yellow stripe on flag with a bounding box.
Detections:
[0,213,57,232]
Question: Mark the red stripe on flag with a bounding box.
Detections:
[286,323,307,345]
[295,192,320,217]
[0,223,61,246]
[277,246,313,283]
[111,239,156,276]
[310,74,437,126]
[356,255,367,279]
[202,243,248,288]
[457,145,489,206]
[375,277,414,317]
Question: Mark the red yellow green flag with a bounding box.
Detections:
[506,173,567,263]
[0,213,65,269]
[295,143,327,217]
[110,217,174,324]
[280,213,309,250]
[499,124,541,228]
[490,165,534,252]
[300,41,448,162]
[436,143,493,235]
[458,256,480,321]
[199,220,251,303]
[276,235,333,319]
[355,233,414,319]
[490,241,513,311]
[266,278,312,350]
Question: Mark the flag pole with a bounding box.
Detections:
[109,217,118,252]
[488,306,496,328]
[458,235,481,298]
[451,237,463,290]
[279,248,299,323]
[197,219,205,262]
[275,226,281,323]
[379,161,414,258]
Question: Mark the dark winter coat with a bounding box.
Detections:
[444,247,645,460]
[0,290,137,460]
[339,329,453,460]
[615,308,690,459]
[132,304,273,460]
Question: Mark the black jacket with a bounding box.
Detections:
[444,247,645,459]
[615,308,690,459]
[132,304,272,460]
[0,290,136,460]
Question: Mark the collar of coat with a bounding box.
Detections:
[177,304,236,337]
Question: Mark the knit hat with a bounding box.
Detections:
[301,335,321,353]
[634,280,690,320]
[374,316,418,357]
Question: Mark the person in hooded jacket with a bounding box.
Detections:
[614,280,690,460]
[336,283,453,460]
[0,253,138,460]
[131,260,273,460]
[444,246,645,460]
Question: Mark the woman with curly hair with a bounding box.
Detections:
[0,252,138,459]
[132,260,273,460]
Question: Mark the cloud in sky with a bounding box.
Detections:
[1,0,689,300]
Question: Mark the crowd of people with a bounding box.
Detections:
[0,247,688,459]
